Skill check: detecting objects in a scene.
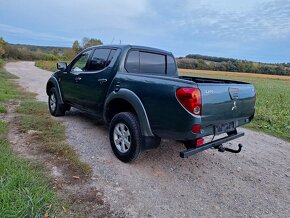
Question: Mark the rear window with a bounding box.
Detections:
[140,52,165,75]
[167,55,177,76]
[125,50,166,75]
[125,50,139,74]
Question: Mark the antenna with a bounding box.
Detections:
[110,37,115,44]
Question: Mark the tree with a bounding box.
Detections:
[72,40,80,53]
[82,37,103,49]
[64,49,77,60]
[0,37,7,58]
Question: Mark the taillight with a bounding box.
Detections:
[196,138,204,147]
[176,88,202,115]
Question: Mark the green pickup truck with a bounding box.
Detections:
[46,45,256,162]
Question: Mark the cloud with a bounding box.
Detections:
[0,23,74,43]
[0,0,289,62]
[171,0,290,41]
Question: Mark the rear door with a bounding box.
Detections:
[76,48,118,113]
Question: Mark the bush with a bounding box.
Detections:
[0,59,4,67]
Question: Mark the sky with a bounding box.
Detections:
[0,0,290,63]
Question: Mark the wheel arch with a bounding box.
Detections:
[46,77,64,104]
[104,89,154,137]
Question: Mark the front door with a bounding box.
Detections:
[76,48,118,113]
[60,49,92,104]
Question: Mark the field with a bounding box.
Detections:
[180,69,290,141]
[35,60,60,72]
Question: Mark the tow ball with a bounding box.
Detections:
[215,143,243,153]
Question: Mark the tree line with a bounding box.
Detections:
[177,55,290,76]
[1,36,289,76]
[0,37,103,62]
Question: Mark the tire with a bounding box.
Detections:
[48,87,66,116]
[109,112,143,162]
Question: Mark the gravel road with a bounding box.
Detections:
[5,61,290,217]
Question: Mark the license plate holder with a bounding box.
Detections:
[215,122,235,135]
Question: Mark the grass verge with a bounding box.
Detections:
[0,120,60,217]
[15,100,91,176]
[0,62,91,216]
[180,70,290,142]
[0,66,60,216]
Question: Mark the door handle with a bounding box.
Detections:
[98,78,107,84]
[75,76,82,81]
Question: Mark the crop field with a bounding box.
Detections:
[180,69,290,141]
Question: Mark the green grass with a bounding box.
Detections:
[0,66,61,217]
[0,122,59,217]
[180,71,290,141]
[0,62,90,216]
[35,60,60,72]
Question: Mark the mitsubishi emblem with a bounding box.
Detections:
[232,101,237,111]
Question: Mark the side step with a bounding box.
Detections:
[180,132,244,158]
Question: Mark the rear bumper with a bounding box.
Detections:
[180,132,244,158]
[154,117,252,141]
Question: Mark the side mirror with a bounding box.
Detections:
[56,62,67,71]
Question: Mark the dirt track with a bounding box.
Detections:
[5,62,290,217]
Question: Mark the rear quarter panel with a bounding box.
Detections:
[110,73,199,139]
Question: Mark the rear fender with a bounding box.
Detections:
[104,89,154,137]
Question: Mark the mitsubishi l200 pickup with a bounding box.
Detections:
[46,45,256,162]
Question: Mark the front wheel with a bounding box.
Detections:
[48,87,66,116]
[109,112,143,162]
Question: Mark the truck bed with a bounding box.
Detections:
[179,75,249,84]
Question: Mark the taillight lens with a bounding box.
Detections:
[196,138,204,147]
[176,88,202,115]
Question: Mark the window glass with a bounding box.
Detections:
[125,50,139,73]
[106,49,117,67]
[88,48,111,71]
[167,55,177,76]
[71,50,91,72]
[140,52,165,75]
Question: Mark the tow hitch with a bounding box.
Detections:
[180,132,244,158]
[215,143,243,153]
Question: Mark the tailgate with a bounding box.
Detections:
[197,83,256,127]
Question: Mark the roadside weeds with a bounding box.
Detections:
[0,65,114,217]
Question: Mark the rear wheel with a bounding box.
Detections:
[48,87,66,116]
[109,112,143,162]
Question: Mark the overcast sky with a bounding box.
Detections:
[0,0,290,63]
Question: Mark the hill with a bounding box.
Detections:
[177,54,290,76]
[9,43,70,55]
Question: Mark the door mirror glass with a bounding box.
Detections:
[56,62,67,71]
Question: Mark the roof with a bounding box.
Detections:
[88,44,172,55]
